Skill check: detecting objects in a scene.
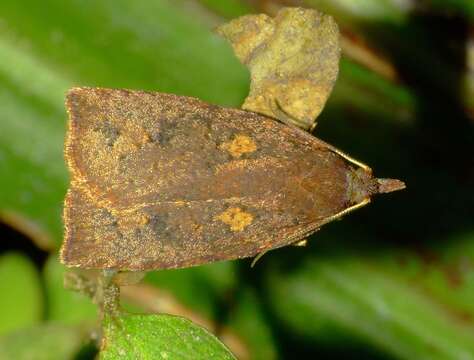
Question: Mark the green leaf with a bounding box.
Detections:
[266,232,474,360]
[0,323,87,360]
[101,313,236,359]
[0,252,43,335]
[43,255,97,325]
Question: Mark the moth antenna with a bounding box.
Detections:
[251,249,270,267]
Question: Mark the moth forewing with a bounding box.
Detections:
[61,87,403,271]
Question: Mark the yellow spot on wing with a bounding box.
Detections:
[216,207,253,232]
[220,134,257,158]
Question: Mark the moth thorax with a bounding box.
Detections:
[347,168,378,204]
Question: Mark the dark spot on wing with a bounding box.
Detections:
[98,209,124,239]
[155,120,179,146]
[148,214,172,238]
[94,120,120,146]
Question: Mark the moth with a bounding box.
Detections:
[61,87,404,270]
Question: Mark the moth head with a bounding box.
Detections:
[349,168,405,204]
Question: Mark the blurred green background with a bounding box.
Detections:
[0,0,473,359]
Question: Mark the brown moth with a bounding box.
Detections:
[61,87,404,270]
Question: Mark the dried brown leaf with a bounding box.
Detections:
[217,7,341,130]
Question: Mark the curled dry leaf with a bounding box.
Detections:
[216,7,341,130]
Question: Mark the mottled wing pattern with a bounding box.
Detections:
[62,88,350,270]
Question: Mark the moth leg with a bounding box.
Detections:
[293,239,308,247]
[94,269,120,316]
[251,249,271,267]
[64,268,120,316]
[63,269,98,299]
[252,236,312,267]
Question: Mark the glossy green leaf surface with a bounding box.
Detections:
[102,313,236,359]
[266,232,474,360]
[0,324,87,360]
[0,253,42,335]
